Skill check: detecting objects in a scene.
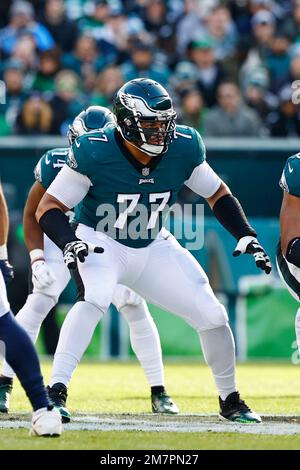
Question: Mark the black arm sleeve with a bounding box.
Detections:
[213,194,257,241]
[39,208,78,250]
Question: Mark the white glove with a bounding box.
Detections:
[30,250,57,289]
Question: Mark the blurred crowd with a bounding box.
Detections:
[1,0,300,138]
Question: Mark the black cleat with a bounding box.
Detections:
[151,391,179,414]
[47,383,71,423]
[219,391,261,423]
[0,382,13,413]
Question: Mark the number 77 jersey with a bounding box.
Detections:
[65,123,220,248]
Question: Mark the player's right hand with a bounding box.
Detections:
[63,240,104,270]
[0,259,14,285]
[32,259,57,290]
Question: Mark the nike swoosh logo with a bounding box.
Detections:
[288,162,294,173]
[75,140,81,148]
[45,154,51,165]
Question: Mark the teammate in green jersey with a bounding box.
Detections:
[277,153,300,358]
[37,78,271,423]
[0,106,178,420]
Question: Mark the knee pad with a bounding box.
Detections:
[187,285,229,333]
[25,292,57,313]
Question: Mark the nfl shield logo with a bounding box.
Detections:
[142,167,150,176]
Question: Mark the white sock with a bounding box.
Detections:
[50,301,104,387]
[120,301,164,387]
[295,308,300,354]
[2,293,56,378]
[199,324,236,401]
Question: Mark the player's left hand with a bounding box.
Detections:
[233,236,272,274]
[0,259,14,285]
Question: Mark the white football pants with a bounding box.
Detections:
[50,225,235,399]
[2,234,165,388]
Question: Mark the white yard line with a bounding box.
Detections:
[1,415,300,435]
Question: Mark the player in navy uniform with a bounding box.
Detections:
[37,79,271,423]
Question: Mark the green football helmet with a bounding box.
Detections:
[113,78,177,157]
[68,105,115,145]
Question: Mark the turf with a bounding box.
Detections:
[1,429,300,450]
[1,361,300,449]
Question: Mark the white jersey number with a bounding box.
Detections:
[114,191,171,230]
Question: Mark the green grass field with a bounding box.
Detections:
[1,361,300,450]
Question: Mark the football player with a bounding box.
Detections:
[0,182,61,436]
[37,79,272,423]
[277,153,300,355]
[0,106,178,421]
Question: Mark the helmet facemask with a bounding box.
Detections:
[117,92,177,157]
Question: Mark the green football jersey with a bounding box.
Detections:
[280,153,300,197]
[34,147,69,190]
[67,124,206,248]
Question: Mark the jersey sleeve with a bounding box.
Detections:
[34,151,56,190]
[280,154,300,197]
[34,148,68,190]
[184,161,222,198]
[192,128,206,166]
[183,128,221,197]
[66,135,91,176]
[47,164,91,209]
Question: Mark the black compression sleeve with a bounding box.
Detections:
[213,194,257,241]
[39,208,78,250]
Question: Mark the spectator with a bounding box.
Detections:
[91,65,124,107]
[49,69,85,135]
[142,0,177,62]
[186,36,227,107]
[0,0,55,57]
[272,51,300,94]
[16,94,53,134]
[243,67,277,121]
[204,5,238,61]
[78,0,110,40]
[177,87,208,134]
[32,48,61,96]
[0,59,28,135]
[176,0,205,55]
[121,40,170,88]
[41,0,79,53]
[10,33,37,74]
[280,0,300,42]
[240,10,276,90]
[268,85,300,137]
[266,34,291,85]
[203,80,263,137]
[62,34,110,77]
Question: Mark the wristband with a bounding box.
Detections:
[30,249,45,264]
[0,244,8,260]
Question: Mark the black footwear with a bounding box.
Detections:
[151,392,179,414]
[219,391,261,423]
[47,383,71,423]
